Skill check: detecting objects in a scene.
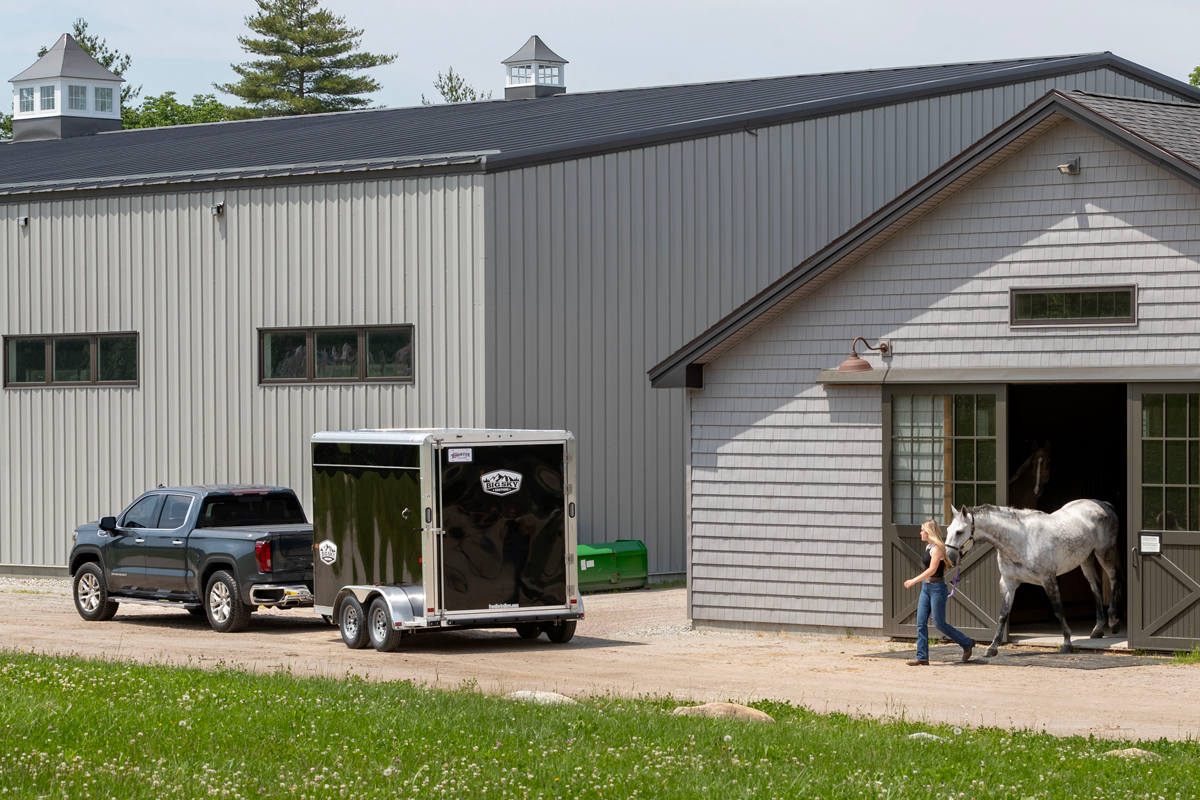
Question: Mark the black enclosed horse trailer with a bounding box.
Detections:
[311,428,583,651]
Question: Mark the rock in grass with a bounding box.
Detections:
[504,690,578,706]
[1103,748,1162,761]
[672,702,774,723]
[908,732,947,742]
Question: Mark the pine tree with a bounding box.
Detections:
[216,0,396,118]
[422,67,492,105]
[40,19,142,106]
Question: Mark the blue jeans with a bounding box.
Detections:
[916,580,974,661]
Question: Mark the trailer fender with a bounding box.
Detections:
[333,586,424,628]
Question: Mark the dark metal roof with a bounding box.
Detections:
[2,52,1197,197]
[10,33,124,83]
[502,35,567,65]
[647,90,1200,388]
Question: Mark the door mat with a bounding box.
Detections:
[862,645,1169,670]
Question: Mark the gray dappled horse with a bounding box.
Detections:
[943,501,1121,656]
[1008,441,1051,510]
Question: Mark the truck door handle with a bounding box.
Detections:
[135,538,145,544]
[173,539,184,546]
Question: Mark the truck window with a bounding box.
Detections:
[159,495,194,529]
[122,494,163,529]
[196,493,307,527]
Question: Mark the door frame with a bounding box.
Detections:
[1127,383,1200,650]
[882,384,1008,639]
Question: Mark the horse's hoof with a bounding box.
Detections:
[1110,622,1122,635]
[985,648,998,658]
[1090,629,1104,639]
[1060,644,1074,654]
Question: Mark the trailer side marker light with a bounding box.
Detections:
[418,557,422,563]
[570,598,577,604]
[427,608,435,613]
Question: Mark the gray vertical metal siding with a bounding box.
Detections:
[0,176,486,568]
[486,67,1181,576]
[690,118,1200,630]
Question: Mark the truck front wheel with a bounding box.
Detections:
[368,598,404,652]
[339,596,370,649]
[205,570,251,633]
[73,563,119,622]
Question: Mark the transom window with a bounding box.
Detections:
[19,87,34,113]
[39,85,55,111]
[94,87,113,113]
[1011,286,1136,326]
[1141,393,1200,532]
[891,394,997,525]
[68,85,87,111]
[259,325,414,384]
[4,333,138,387]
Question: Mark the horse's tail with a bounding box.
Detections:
[1092,500,1124,607]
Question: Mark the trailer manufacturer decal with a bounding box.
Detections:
[447,448,473,463]
[480,470,522,496]
[318,539,338,565]
[488,603,519,610]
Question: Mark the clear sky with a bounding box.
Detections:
[3,0,1198,110]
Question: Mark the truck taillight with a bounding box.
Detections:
[255,540,272,573]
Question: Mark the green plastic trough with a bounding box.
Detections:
[577,539,649,592]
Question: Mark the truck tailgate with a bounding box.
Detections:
[272,528,314,571]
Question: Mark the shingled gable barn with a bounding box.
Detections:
[650,90,1200,651]
[3,35,1199,579]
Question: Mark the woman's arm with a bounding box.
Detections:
[903,549,943,588]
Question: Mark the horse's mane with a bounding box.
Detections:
[971,504,1045,520]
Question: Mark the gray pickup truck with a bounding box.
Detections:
[69,485,314,632]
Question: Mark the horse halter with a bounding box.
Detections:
[946,510,975,562]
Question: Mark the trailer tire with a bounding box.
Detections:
[73,563,119,622]
[205,570,251,633]
[544,620,576,644]
[339,596,370,649]
[515,623,542,640]
[367,598,404,652]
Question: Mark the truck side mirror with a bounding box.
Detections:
[99,516,117,532]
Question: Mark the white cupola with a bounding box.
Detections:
[9,33,124,143]
[501,35,567,100]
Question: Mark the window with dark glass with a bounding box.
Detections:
[259,326,413,384]
[4,333,138,387]
[1141,393,1200,532]
[1011,286,1136,325]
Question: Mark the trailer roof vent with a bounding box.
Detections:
[502,35,567,101]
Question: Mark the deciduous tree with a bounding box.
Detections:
[123,92,231,129]
[422,67,492,105]
[216,0,396,117]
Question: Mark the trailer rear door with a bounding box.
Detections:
[438,443,568,612]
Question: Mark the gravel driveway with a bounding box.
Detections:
[3,577,1198,741]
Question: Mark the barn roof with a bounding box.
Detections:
[1,52,1196,197]
[10,33,124,83]
[647,90,1200,389]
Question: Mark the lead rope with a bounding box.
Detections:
[948,566,962,598]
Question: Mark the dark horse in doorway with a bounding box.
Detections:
[943,501,1121,655]
[1008,441,1051,510]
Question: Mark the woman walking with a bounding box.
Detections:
[903,519,974,665]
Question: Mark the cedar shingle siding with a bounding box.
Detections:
[690,120,1200,630]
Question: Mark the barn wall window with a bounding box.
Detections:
[1010,286,1136,326]
[259,325,414,384]
[891,393,997,524]
[4,333,138,388]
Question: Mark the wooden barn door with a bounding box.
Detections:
[1129,387,1200,650]
[883,386,1007,641]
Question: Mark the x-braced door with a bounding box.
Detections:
[1128,387,1200,650]
[883,386,1007,641]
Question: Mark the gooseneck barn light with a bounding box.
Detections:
[1056,156,1080,175]
[210,203,224,217]
[837,337,890,373]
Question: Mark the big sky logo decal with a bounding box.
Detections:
[480,470,522,496]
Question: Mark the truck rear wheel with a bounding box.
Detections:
[515,623,542,640]
[368,598,404,652]
[73,563,119,622]
[544,620,576,644]
[205,570,251,633]
[339,596,370,649]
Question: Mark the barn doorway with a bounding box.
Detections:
[1005,383,1127,632]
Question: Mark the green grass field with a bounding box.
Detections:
[1,651,1196,799]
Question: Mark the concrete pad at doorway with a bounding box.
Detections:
[1009,631,1130,650]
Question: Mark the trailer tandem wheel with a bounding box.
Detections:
[368,597,405,652]
[339,596,370,649]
